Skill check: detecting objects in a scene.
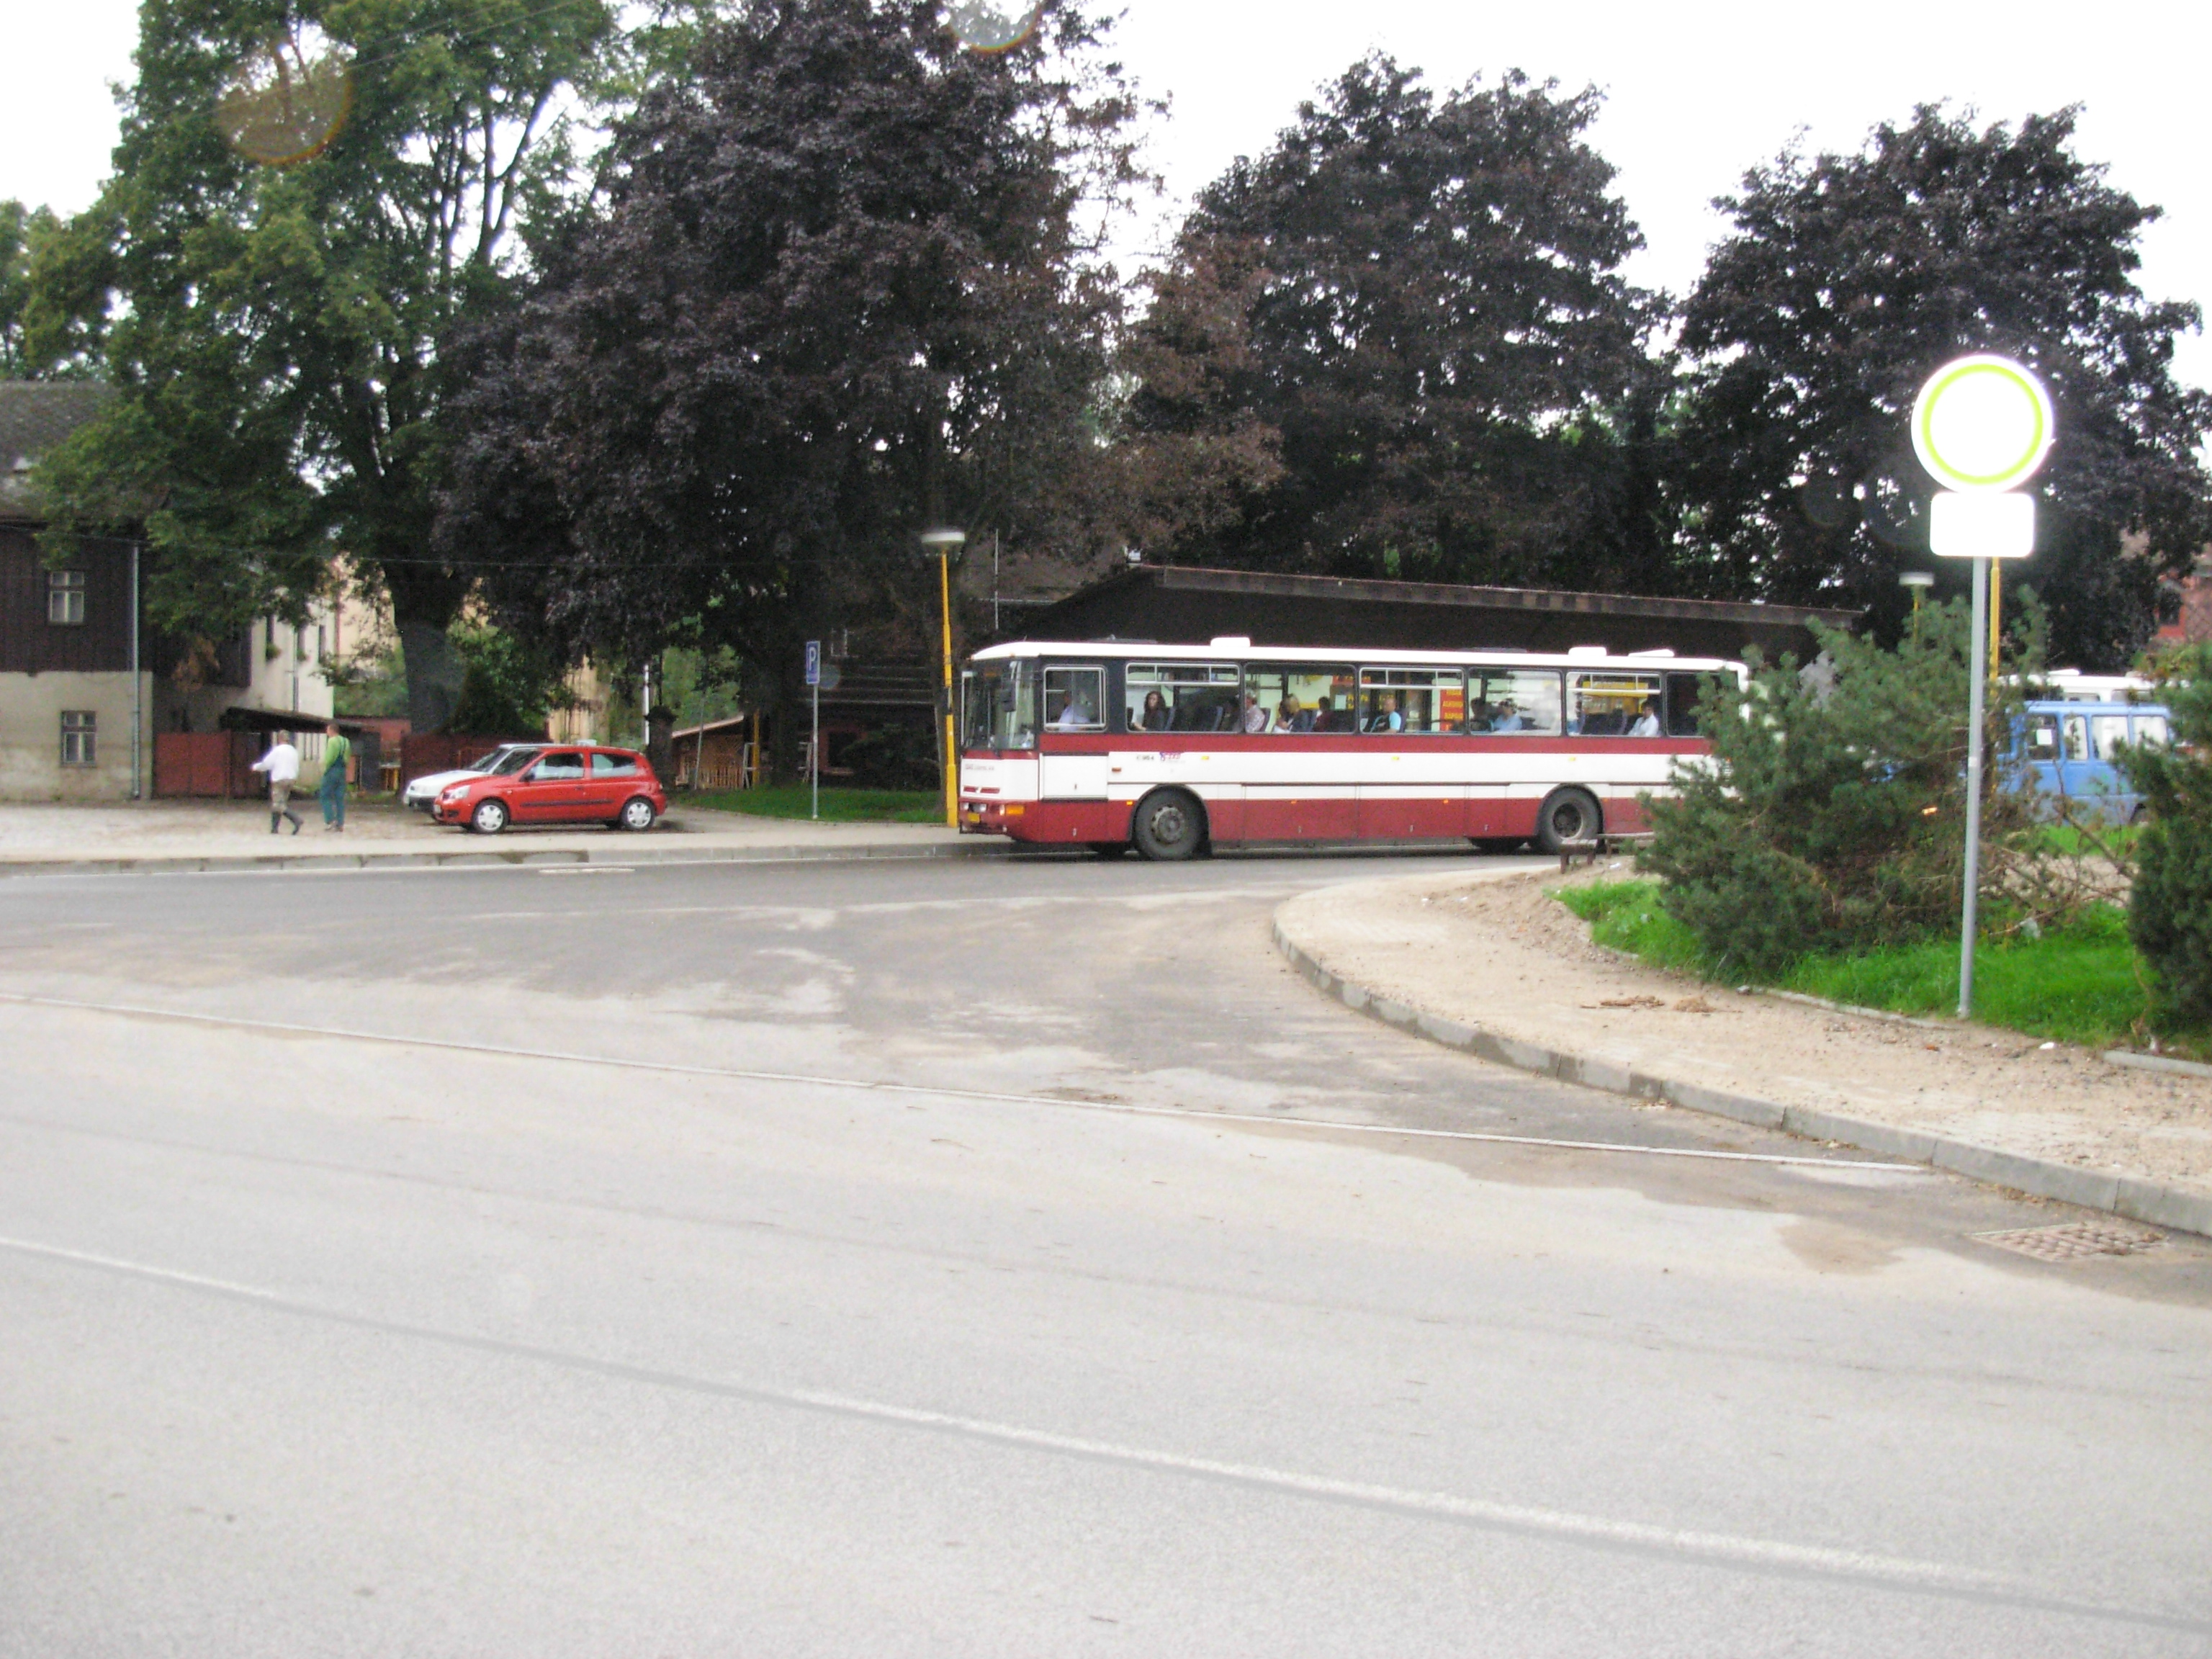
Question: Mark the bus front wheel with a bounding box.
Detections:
[1534,788,1601,856]
[1132,790,1205,862]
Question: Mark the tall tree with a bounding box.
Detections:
[1674,106,2212,667]
[1,202,66,377]
[23,0,621,728]
[441,0,1141,751]
[1120,58,1654,588]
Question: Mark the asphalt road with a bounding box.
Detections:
[1,848,2208,1657]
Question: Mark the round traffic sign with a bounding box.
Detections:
[1911,355,2054,493]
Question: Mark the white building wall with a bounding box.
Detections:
[0,604,338,801]
[243,611,338,721]
[0,671,149,801]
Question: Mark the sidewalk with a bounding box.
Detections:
[0,799,999,876]
[1274,864,2212,1238]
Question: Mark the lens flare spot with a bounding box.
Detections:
[217,28,354,167]
[947,1,1045,53]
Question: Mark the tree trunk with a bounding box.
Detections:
[769,652,802,784]
[645,703,675,786]
[382,559,472,734]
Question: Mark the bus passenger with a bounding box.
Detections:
[1139,690,1171,732]
[1056,690,1096,729]
[1464,700,1492,733]
[1491,699,1525,733]
[1276,696,1303,732]
[1628,696,1661,737]
[1239,692,1269,733]
[1366,693,1403,733]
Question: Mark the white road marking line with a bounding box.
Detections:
[0,1233,2082,1611]
[444,883,1321,922]
[0,991,1920,1171]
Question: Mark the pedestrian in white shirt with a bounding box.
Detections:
[251,733,305,835]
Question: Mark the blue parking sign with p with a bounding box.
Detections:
[805,640,821,687]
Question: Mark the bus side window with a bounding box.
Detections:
[2134,715,2170,749]
[2090,715,2129,763]
[1125,663,1241,732]
[2062,716,2090,762]
[1246,664,1354,732]
[1470,670,1561,734]
[1043,666,1105,731]
[1664,673,1708,737]
[1357,668,1460,734]
[2026,715,2059,760]
[1567,672,1662,737]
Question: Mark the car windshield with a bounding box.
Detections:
[488,748,539,775]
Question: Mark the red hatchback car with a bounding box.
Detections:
[431,745,667,835]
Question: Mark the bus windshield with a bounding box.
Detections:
[963,659,1037,750]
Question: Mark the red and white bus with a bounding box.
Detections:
[958,638,1743,860]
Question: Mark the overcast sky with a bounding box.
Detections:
[6,0,2209,386]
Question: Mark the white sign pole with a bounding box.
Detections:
[1910,354,2054,1022]
[1959,557,1990,1017]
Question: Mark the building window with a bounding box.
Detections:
[60,711,96,767]
[48,570,86,625]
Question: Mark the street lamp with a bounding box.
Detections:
[917,526,966,828]
[1899,570,1935,638]
[1911,354,2054,1019]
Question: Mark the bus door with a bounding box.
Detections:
[2022,709,2064,801]
[2054,711,2096,805]
[1238,662,1353,840]
[1354,667,1467,838]
[2085,711,2141,819]
[1038,663,1109,801]
[1466,668,1565,837]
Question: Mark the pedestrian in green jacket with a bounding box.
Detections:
[320,721,351,832]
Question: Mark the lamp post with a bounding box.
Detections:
[1899,570,1935,640]
[917,526,966,828]
[1910,354,2054,1019]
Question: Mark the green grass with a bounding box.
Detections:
[683,785,944,824]
[1556,879,2150,1050]
[2015,822,2141,859]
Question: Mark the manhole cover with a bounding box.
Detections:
[1972,1223,2164,1262]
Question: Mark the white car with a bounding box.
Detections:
[402,744,541,811]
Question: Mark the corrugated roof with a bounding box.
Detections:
[0,381,114,521]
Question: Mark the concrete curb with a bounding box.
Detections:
[1272,915,2212,1242]
[0,835,1012,880]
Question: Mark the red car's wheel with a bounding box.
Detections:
[618,796,658,832]
[470,798,510,835]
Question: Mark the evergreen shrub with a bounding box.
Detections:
[2118,645,2212,1034]
[1642,600,2036,979]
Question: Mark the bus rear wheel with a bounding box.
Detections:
[1534,788,1601,856]
[1132,790,1205,862]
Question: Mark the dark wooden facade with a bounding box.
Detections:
[0,526,135,674]
[0,525,248,683]
[1004,565,1861,664]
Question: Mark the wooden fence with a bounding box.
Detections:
[153,732,262,799]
